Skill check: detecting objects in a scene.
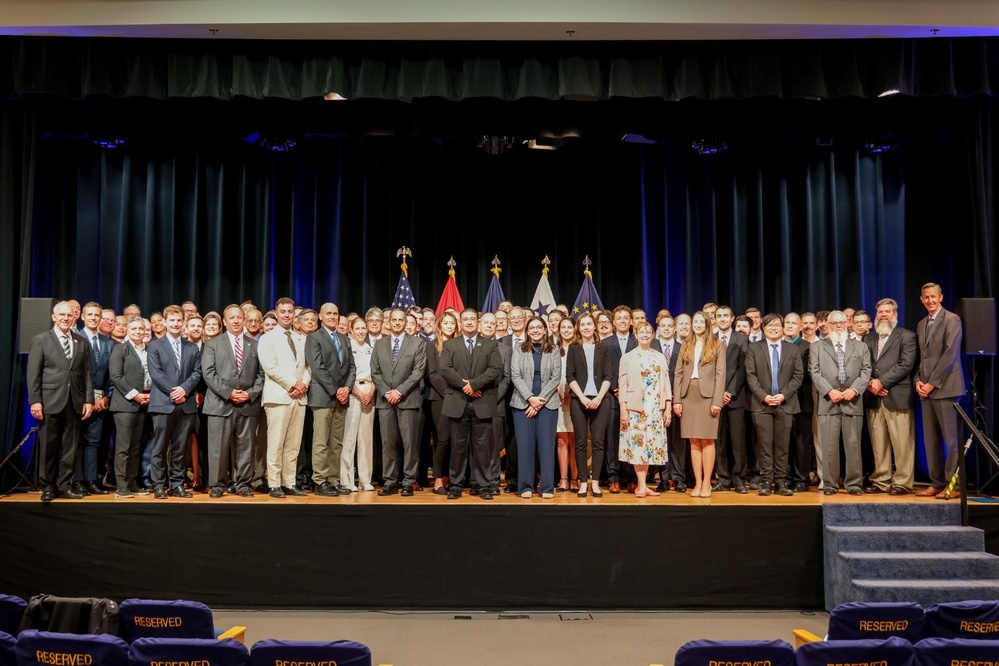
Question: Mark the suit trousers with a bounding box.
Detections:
[429,399,450,479]
[207,413,258,490]
[788,411,814,485]
[920,397,960,488]
[750,410,793,485]
[76,411,112,482]
[503,405,518,486]
[448,402,493,490]
[715,405,747,486]
[513,408,557,494]
[666,417,687,484]
[604,395,622,483]
[311,403,348,486]
[39,402,83,492]
[811,388,824,487]
[378,406,421,487]
[818,413,863,491]
[489,413,506,491]
[252,410,268,487]
[569,396,609,484]
[150,408,196,490]
[866,405,915,491]
[341,394,374,486]
[264,402,305,488]
[112,411,147,490]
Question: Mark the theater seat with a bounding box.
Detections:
[14,629,129,666]
[922,600,999,639]
[0,597,26,636]
[796,636,915,666]
[674,639,796,666]
[18,595,119,635]
[128,637,249,666]
[914,637,999,666]
[827,601,925,642]
[118,599,245,643]
[0,631,14,666]
[248,639,372,666]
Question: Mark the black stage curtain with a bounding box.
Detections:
[4,36,999,102]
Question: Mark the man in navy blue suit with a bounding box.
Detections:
[147,304,202,499]
[74,301,116,495]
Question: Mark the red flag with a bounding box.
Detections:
[435,268,465,318]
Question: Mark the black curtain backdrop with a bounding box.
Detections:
[1,36,997,488]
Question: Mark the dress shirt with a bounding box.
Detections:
[350,339,373,381]
[691,338,704,379]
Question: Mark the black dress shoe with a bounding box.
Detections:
[758,482,772,496]
[711,482,728,492]
[469,487,480,496]
[674,482,687,493]
[154,487,168,499]
[336,485,353,495]
[237,487,254,498]
[748,481,760,491]
[793,482,810,493]
[209,487,225,499]
[63,487,86,499]
[401,486,414,497]
[378,484,398,496]
[889,485,909,496]
[504,485,517,493]
[823,487,838,496]
[40,488,56,502]
[226,484,237,495]
[447,487,462,500]
[283,486,307,496]
[169,486,193,498]
[734,484,749,494]
[776,482,794,496]
[317,482,339,497]
[864,485,885,494]
[479,489,494,500]
[255,484,270,494]
[85,481,109,495]
[432,486,448,495]
[848,487,862,496]
[269,487,286,498]
[71,481,90,496]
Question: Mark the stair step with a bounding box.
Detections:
[823,502,960,527]
[840,551,999,579]
[851,579,999,605]
[826,526,986,552]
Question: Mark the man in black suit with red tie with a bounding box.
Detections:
[745,313,804,496]
[28,301,94,501]
[441,308,503,500]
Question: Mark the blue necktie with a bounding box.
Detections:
[331,332,343,362]
[770,343,780,394]
[467,338,474,355]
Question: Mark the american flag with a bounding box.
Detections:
[391,273,417,310]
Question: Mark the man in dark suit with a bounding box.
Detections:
[914,282,966,498]
[810,310,872,495]
[787,313,816,492]
[496,306,528,492]
[28,301,94,501]
[305,302,356,497]
[652,315,685,492]
[202,305,266,498]
[146,304,203,499]
[441,308,503,500]
[481,312,511,494]
[712,305,750,493]
[74,301,115,495]
[745,313,804,496]
[863,297,918,496]
[108,316,152,498]
[602,305,638,493]
[370,307,426,496]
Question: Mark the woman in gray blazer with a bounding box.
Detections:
[510,317,562,498]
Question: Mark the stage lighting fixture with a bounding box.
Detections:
[478,135,513,155]
[863,140,897,154]
[89,138,125,149]
[323,92,348,101]
[692,139,728,155]
[878,88,900,97]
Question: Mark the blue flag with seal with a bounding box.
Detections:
[570,255,605,320]
[481,255,506,313]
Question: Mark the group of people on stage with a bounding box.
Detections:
[25,281,965,502]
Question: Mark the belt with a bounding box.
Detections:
[356,379,371,385]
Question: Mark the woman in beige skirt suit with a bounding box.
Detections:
[673,311,726,497]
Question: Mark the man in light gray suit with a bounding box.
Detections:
[810,310,872,495]
[202,305,266,498]
[371,307,427,496]
[306,302,356,497]
[914,282,966,497]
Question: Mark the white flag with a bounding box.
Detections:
[529,272,557,316]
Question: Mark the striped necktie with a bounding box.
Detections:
[835,343,846,385]
[234,336,243,372]
[61,334,72,359]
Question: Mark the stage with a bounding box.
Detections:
[1,489,997,611]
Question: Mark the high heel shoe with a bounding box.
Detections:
[590,481,603,498]
[557,478,568,492]
[577,484,587,498]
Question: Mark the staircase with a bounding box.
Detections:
[823,502,999,611]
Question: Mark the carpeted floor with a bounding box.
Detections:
[212,609,830,666]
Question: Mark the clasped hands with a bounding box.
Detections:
[867,379,889,398]
[461,379,482,399]
[827,387,858,403]
[525,395,546,418]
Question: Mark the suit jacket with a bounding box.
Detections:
[424,339,448,402]
[791,338,815,413]
[494,341,512,412]
[718,331,749,409]
[619,348,672,414]
[810,337,872,416]
[27,328,94,414]
[916,307,965,399]
[509,344,561,411]
[305,327,356,408]
[108,341,147,413]
[602,333,638,394]
[439,335,503,419]
[745,339,804,415]
[146,334,202,415]
[673,342,726,407]
[81,330,115,398]
[257,326,311,406]
[370,333,427,410]
[202,333,266,417]
[651,339,682,385]
[864,325,918,411]
[565,342,613,399]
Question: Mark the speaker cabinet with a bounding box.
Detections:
[19,297,57,354]
[956,298,996,356]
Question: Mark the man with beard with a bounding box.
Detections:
[810,310,871,495]
[864,298,917,495]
